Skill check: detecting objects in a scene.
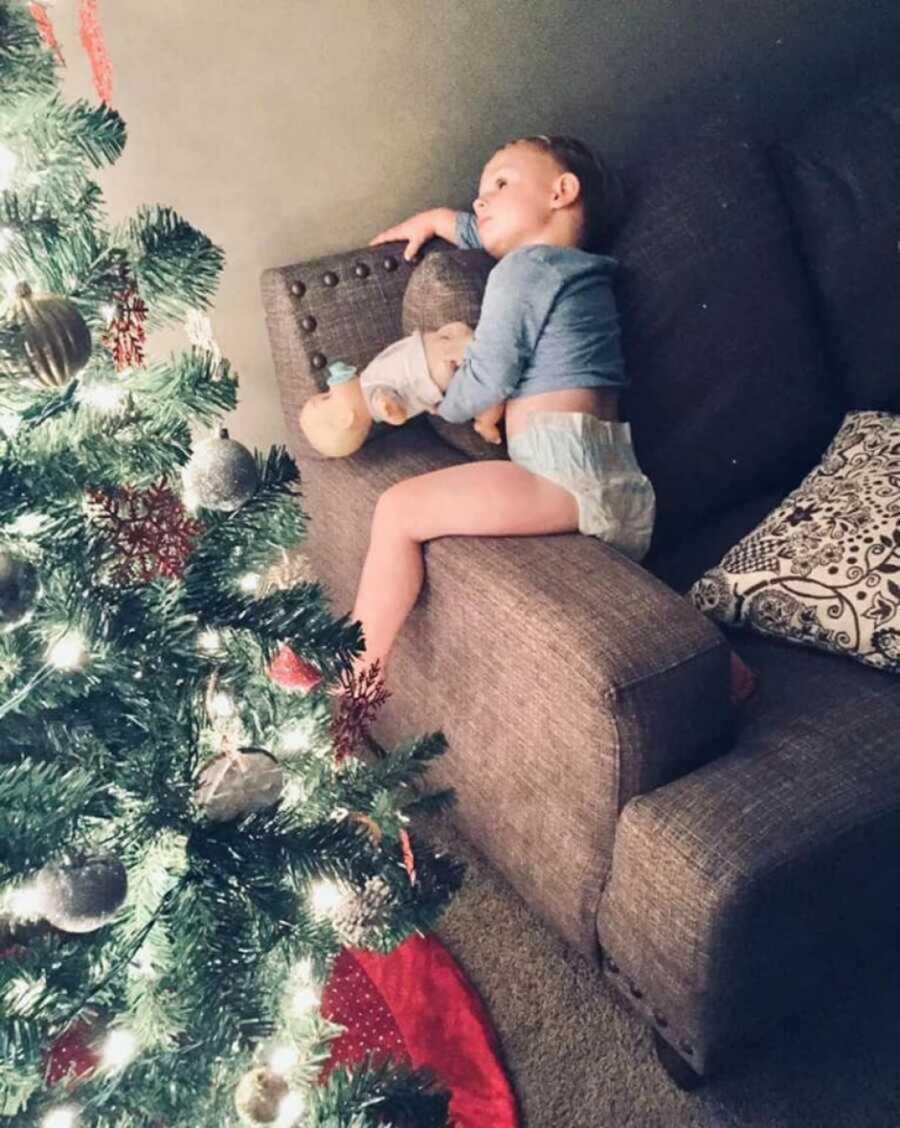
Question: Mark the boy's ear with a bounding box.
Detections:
[552,171,581,208]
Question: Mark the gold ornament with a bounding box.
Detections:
[234,1066,289,1125]
[12,282,92,388]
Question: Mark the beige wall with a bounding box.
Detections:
[50,1,899,454]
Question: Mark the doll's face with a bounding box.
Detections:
[299,388,371,457]
[423,321,474,391]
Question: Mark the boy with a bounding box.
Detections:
[360,135,756,704]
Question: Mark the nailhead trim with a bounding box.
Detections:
[382,256,398,271]
[290,280,305,298]
[322,271,339,287]
[353,262,370,278]
[301,315,317,333]
[311,352,327,370]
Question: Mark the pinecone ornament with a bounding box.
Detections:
[330,876,394,946]
[234,1066,289,1125]
[258,548,314,594]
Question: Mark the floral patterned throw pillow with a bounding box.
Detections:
[688,410,900,673]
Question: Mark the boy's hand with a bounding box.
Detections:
[369,210,438,261]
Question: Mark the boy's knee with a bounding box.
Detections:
[372,483,415,533]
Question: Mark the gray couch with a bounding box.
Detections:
[261,75,900,1087]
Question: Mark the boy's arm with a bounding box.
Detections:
[451,210,483,250]
[436,253,557,423]
[420,208,483,249]
[370,207,477,259]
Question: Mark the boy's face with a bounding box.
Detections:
[472,142,570,257]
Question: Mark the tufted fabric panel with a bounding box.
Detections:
[612,136,846,553]
[768,78,900,412]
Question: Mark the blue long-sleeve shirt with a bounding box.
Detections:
[436,210,628,423]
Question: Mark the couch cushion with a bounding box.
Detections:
[687,410,900,675]
[612,137,845,553]
[401,248,506,462]
[642,486,790,596]
[768,79,900,412]
[597,619,900,1074]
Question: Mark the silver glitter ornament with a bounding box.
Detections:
[0,551,39,631]
[35,853,128,933]
[196,747,284,822]
[183,427,258,511]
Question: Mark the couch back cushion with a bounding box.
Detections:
[768,79,900,413]
[613,137,845,551]
[401,249,505,461]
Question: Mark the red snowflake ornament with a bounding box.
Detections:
[88,480,203,584]
[101,274,147,372]
[329,661,390,764]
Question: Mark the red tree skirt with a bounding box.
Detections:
[321,932,519,1127]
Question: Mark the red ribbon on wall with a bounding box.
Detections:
[27,4,65,65]
[78,0,113,106]
[28,0,113,106]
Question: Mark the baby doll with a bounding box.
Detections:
[299,321,506,457]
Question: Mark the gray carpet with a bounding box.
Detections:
[417,809,900,1128]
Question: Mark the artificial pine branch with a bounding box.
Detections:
[121,205,225,328]
[0,2,462,1122]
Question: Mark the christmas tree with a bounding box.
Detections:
[0,4,463,1124]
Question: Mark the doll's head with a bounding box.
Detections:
[299,362,373,458]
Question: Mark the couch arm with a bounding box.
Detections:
[385,520,733,958]
[291,423,734,960]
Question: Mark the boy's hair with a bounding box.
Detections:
[503,134,626,253]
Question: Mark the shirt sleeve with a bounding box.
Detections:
[437,251,560,423]
[454,210,483,250]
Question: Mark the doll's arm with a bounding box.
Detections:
[370,386,409,425]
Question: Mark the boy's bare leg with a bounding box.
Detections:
[729,650,758,705]
[348,459,578,684]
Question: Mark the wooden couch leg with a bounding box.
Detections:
[652,1030,705,1090]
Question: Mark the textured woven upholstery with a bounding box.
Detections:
[598,628,900,1073]
[260,74,900,1082]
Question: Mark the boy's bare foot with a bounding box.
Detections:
[729,651,759,706]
